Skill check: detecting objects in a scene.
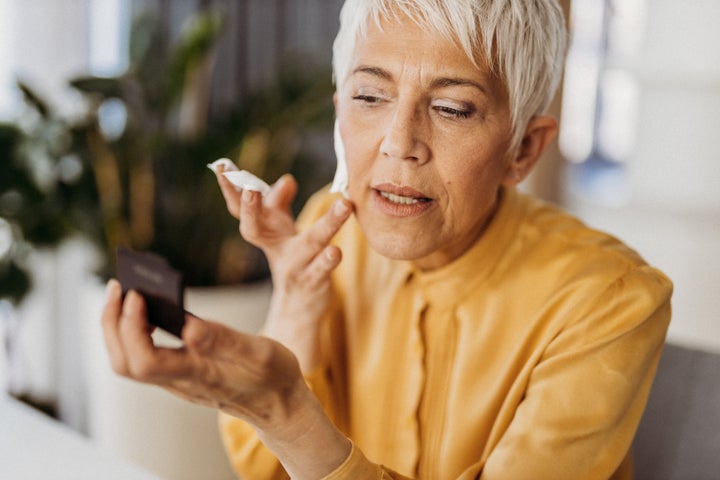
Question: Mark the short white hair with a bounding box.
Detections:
[332,0,568,152]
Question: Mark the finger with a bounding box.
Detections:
[302,199,353,250]
[299,245,343,289]
[265,174,297,215]
[183,315,256,362]
[117,291,194,382]
[272,199,351,273]
[182,315,296,381]
[101,279,129,375]
[238,189,265,241]
[116,291,158,379]
[215,166,243,219]
[119,291,184,383]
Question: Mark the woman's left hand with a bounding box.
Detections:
[101,280,352,477]
[102,280,303,425]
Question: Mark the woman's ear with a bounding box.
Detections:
[503,115,558,185]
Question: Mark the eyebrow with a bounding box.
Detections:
[430,77,489,95]
[352,65,393,81]
[351,65,490,95]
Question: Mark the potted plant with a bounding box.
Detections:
[1,82,106,415]
[3,8,334,293]
[66,8,335,285]
[2,7,335,477]
[70,11,335,477]
[2,1,336,390]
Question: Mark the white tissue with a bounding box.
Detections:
[330,120,349,198]
[222,171,271,196]
[207,158,271,196]
[207,158,239,174]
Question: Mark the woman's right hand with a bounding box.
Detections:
[215,169,353,373]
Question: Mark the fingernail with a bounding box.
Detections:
[242,189,255,203]
[334,200,350,216]
[190,318,212,352]
[106,279,120,299]
[125,290,142,314]
[325,246,340,262]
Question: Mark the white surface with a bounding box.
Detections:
[0,394,159,479]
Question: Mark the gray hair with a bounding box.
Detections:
[332,0,568,152]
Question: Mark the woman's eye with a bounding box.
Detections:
[352,94,383,104]
[434,105,473,119]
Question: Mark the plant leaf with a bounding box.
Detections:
[16,81,50,118]
[69,76,124,98]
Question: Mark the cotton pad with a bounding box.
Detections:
[207,158,239,174]
[222,170,271,196]
[207,158,271,196]
[330,120,349,198]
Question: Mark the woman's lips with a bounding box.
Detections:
[371,183,434,217]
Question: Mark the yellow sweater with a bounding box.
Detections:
[219,187,672,479]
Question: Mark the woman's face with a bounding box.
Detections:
[335,15,516,270]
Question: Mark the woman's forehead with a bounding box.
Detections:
[348,16,505,99]
[359,13,484,62]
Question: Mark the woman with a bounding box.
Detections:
[102,1,672,478]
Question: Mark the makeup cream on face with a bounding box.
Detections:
[207,158,271,196]
[330,120,349,198]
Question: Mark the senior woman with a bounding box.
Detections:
[101,0,672,479]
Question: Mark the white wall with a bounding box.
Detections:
[10,0,92,116]
[567,0,720,353]
[0,0,131,424]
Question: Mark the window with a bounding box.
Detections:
[560,0,646,206]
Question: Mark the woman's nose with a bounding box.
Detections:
[379,102,429,164]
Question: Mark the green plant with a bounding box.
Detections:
[0,82,102,303]
[0,8,335,302]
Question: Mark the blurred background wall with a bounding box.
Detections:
[556,0,720,353]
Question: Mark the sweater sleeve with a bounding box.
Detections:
[218,412,287,479]
[480,266,673,479]
[319,443,407,480]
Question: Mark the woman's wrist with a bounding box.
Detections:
[263,301,324,373]
[256,381,352,479]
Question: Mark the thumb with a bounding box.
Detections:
[182,315,214,354]
[265,174,298,214]
[182,315,258,361]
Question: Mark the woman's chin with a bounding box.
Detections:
[364,229,437,264]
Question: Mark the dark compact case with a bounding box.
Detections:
[116,247,186,338]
